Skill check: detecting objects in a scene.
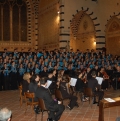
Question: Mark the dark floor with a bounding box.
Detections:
[0,88,120,121]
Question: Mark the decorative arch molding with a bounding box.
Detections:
[69,7,105,50]
[105,12,120,27]
[105,15,120,55]
[69,7,101,37]
[105,15,120,33]
[59,6,104,50]
[70,11,96,38]
[70,11,96,51]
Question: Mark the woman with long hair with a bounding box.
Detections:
[22,72,31,95]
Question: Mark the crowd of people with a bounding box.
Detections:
[0,48,120,90]
[0,48,120,120]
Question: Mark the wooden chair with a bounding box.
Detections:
[24,92,38,114]
[83,87,98,107]
[38,98,49,121]
[55,89,70,106]
[75,90,83,103]
[18,85,24,107]
[55,89,64,103]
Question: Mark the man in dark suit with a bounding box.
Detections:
[35,77,65,121]
[88,71,104,106]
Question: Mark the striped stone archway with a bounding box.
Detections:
[58,5,105,50]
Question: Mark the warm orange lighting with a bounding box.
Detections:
[94,41,96,44]
[57,11,60,14]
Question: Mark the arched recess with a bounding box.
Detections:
[105,16,120,55]
[70,11,96,51]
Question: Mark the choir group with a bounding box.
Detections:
[0,49,120,91]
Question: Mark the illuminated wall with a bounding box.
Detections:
[58,0,120,53]
[38,0,59,50]
[0,0,40,52]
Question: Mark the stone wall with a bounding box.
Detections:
[38,0,59,50]
[0,0,40,52]
[58,0,120,54]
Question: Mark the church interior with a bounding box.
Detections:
[0,0,120,55]
[0,0,120,121]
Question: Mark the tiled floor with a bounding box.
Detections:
[0,88,120,121]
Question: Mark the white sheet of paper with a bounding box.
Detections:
[70,78,77,86]
[45,80,52,88]
[104,98,115,102]
[96,77,103,85]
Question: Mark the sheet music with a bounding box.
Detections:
[70,78,77,86]
[96,77,103,85]
[45,80,52,88]
[104,98,115,102]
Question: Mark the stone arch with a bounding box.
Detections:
[70,11,96,51]
[69,7,100,36]
[105,16,120,55]
[69,7,103,51]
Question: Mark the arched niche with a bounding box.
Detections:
[105,16,120,55]
[70,11,96,52]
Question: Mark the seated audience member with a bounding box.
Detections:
[29,74,40,102]
[88,71,104,106]
[36,77,65,121]
[47,71,56,94]
[75,72,87,101]
[59,75,79,110]
[22,72,31,96]
[0,107,12,121]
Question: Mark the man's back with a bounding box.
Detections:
[88,77,98,91]
[37,77,65,121]
[35,86,55,111]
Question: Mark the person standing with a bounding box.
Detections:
[88,71,104,106]
[10,61,18,90]
[2,63,10,90]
